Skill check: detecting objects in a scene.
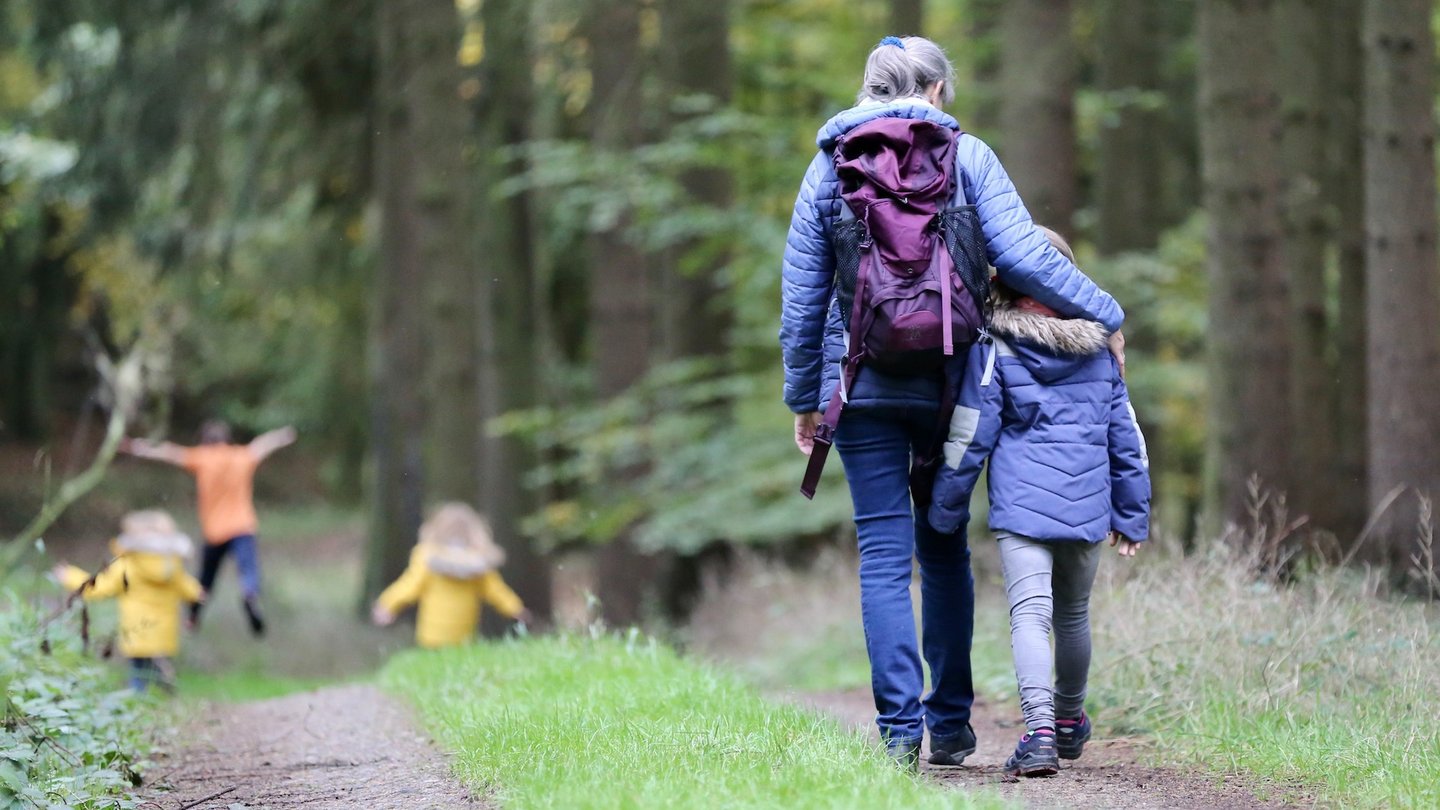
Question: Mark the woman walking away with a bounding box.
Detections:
[780,37,1125,769]
[928,229,1150,776]
[371,503,531,648]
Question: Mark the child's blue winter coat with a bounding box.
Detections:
[779,99,1125,415]
[928,300,1151,542]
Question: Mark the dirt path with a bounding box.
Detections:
[796,688,1299,809]
[140,685,484,810]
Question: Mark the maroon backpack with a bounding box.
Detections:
[800,117,989,499]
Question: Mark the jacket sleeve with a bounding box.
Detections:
[174,569,205,604]
[1107,361,1152,541]
[65,562,128,601]
[480,570,524,619]
[958,135,1125,332]
[928,341,1004,534]
[375,550,427,614]
[780,151,837,413]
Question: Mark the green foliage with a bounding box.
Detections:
[0,593,148,809]
[496,359,853,554]
[382,634,1005,810]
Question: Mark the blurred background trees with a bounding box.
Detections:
[4,0,1439,621]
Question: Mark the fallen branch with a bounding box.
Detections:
[176,786,237,810]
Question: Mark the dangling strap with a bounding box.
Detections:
[800,238,874,499]
[937,235,953,356]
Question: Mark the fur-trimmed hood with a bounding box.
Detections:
[988,294,1110,357]
[424,546,496,579]
[116,531,195,558]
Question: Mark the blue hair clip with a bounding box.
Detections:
[879,36,905,49]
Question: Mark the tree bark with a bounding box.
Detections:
[1361,0,1440,566]
[1094,0,1166,254]
[588,0,659,626]
[1198,0,1293,532]
[890,0,923,36]
[363,0,430,604]
[964,0,1004,139]
[997,0,1077,230]
[412,1,482,506]
[1328,0,1368,546]
[475,0,552,621]
[1274,0,1335,534]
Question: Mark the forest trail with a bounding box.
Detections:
[798,688,1297,810]
[139,684,484,810]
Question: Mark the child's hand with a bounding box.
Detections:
[49,563,69,583]
[371,604,396,627]
[1108,532,1141,557]
[515,608,535,626]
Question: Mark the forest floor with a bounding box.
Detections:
[795,688,1289,810]
[137,684,486,810]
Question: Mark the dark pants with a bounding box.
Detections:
[195,534,261,618]
[835,406,976,746]
[129,657,174,692]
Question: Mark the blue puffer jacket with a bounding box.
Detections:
[927,299,1151,542]
[779,100,1126,415]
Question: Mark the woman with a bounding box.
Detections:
[779,36,1125,768]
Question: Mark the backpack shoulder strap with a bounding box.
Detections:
[950,133,971,208]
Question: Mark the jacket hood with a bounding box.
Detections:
[816,99,959,149]
[424,546,495,580]
[123,550,190,585]
[989,296,1110,384]
[116,530,194,559]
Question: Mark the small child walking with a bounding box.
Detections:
[53,510,206,692]
[371,503,531,648]
[928,228,1151,777]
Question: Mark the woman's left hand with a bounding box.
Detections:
[794,412,822,456]
[1108,329,1127,378]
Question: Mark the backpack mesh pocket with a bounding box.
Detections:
[939,205,991,319]
[832,218,865,331]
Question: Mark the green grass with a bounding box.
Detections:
[176,667,333,701]
[382,634,1008,810]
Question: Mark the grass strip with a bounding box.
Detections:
[382,634,1007,810]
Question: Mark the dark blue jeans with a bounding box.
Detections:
[835,406,975,746]
[198,533,262,599]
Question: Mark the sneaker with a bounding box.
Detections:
[928,724,977,766]
[1003,729,1059,777]
[1056,712,1092,760]
[885,740,922,773]
[242,597,267,638]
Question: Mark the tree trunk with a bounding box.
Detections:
[964,0,1004,140]
[890,0,923,36]
[588,0,659,626]
[363,0,431,603]
[475,0,552,621]
[1328,0,1368,547]
[1274,0,1335,535]
[1361,0,1440,567]
[1198,0,1293,532]
[658,0,733,361]
[1094,0,1166,254]
[412,1,482,506]
[997,0,1077,230]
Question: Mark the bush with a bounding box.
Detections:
[0,590,148,809]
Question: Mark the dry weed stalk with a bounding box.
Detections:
[1409,494,1439,601]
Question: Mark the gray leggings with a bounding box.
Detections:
[997,533,1101,732]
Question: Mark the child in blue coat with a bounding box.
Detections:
[928,229,1151,777]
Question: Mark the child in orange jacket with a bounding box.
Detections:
[371,503,530,648]
[53,510,206,691]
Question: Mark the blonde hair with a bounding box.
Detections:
[418,502,505,567]
[859,36,956,105]
[1037,225,1076,263]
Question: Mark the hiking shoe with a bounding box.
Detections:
[243,597,267,637]
[1004,729,1059,777]
[885,740,922,773]
[928,724,977,766]
[1056,712,1092,760]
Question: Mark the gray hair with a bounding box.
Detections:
[858,36,957,106]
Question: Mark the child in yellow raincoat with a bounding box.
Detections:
[371,503,530,648]
[52,510,206,692]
